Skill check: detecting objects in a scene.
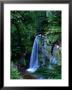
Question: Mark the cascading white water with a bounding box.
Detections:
[26,34,58,73]
[26,35,39,73]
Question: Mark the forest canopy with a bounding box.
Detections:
[11,11,61,62]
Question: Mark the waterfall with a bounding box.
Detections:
[26,34,58,73]
[26,35,39,73]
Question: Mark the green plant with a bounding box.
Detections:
[11,64,21,79]
[34,65,61,79]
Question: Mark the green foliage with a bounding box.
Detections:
[46,11,61,28]
[11,11,37,63]
[35,65,61,79]
[11,62,21,79]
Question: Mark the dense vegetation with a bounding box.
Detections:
[11,11,61,79]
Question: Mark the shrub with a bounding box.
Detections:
[11,62,21,79]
